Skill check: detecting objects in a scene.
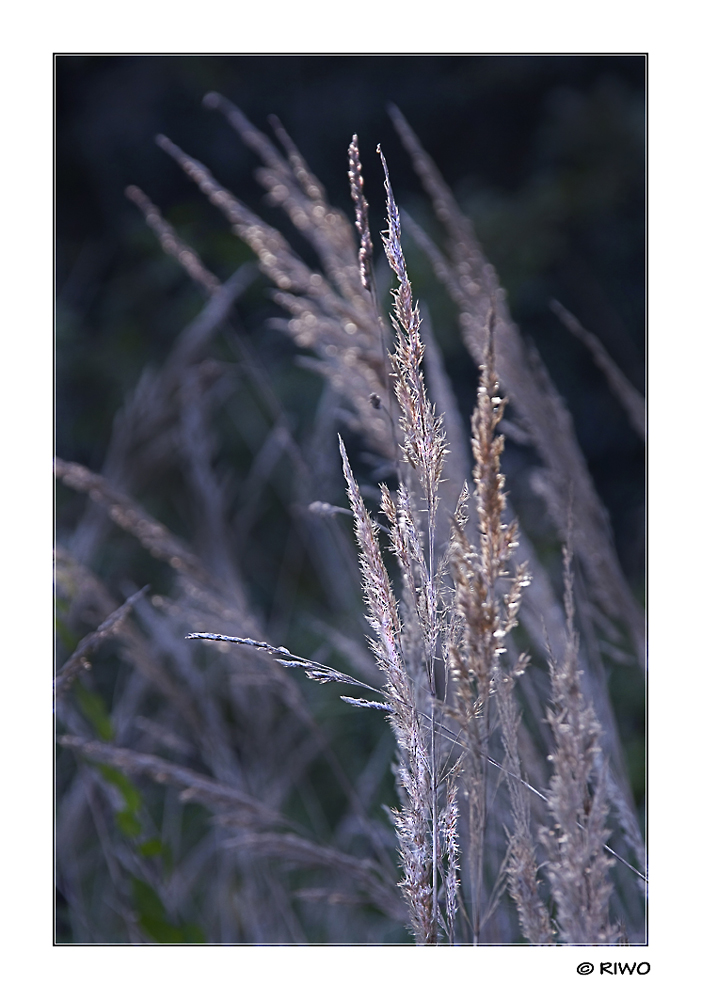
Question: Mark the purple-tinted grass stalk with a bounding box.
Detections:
[376,146,447,936]
[339,437,435,943]
[348,136,404,483]
[541,536,617,943]
[448,306,531,942]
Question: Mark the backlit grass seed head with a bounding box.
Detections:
[377,148,446,513]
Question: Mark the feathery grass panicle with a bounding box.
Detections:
[541,541,617,943]
[441,777,460,944]
[448,308,530,718]
[338,438,405,693]
[348,135,375,299]
[203,93,364,302]
[157,123,395,463]
[339,435,436,942]
[378,148,447,541]
[339,150,454,938]
[447,306,533,942]
[380,483,436,684]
